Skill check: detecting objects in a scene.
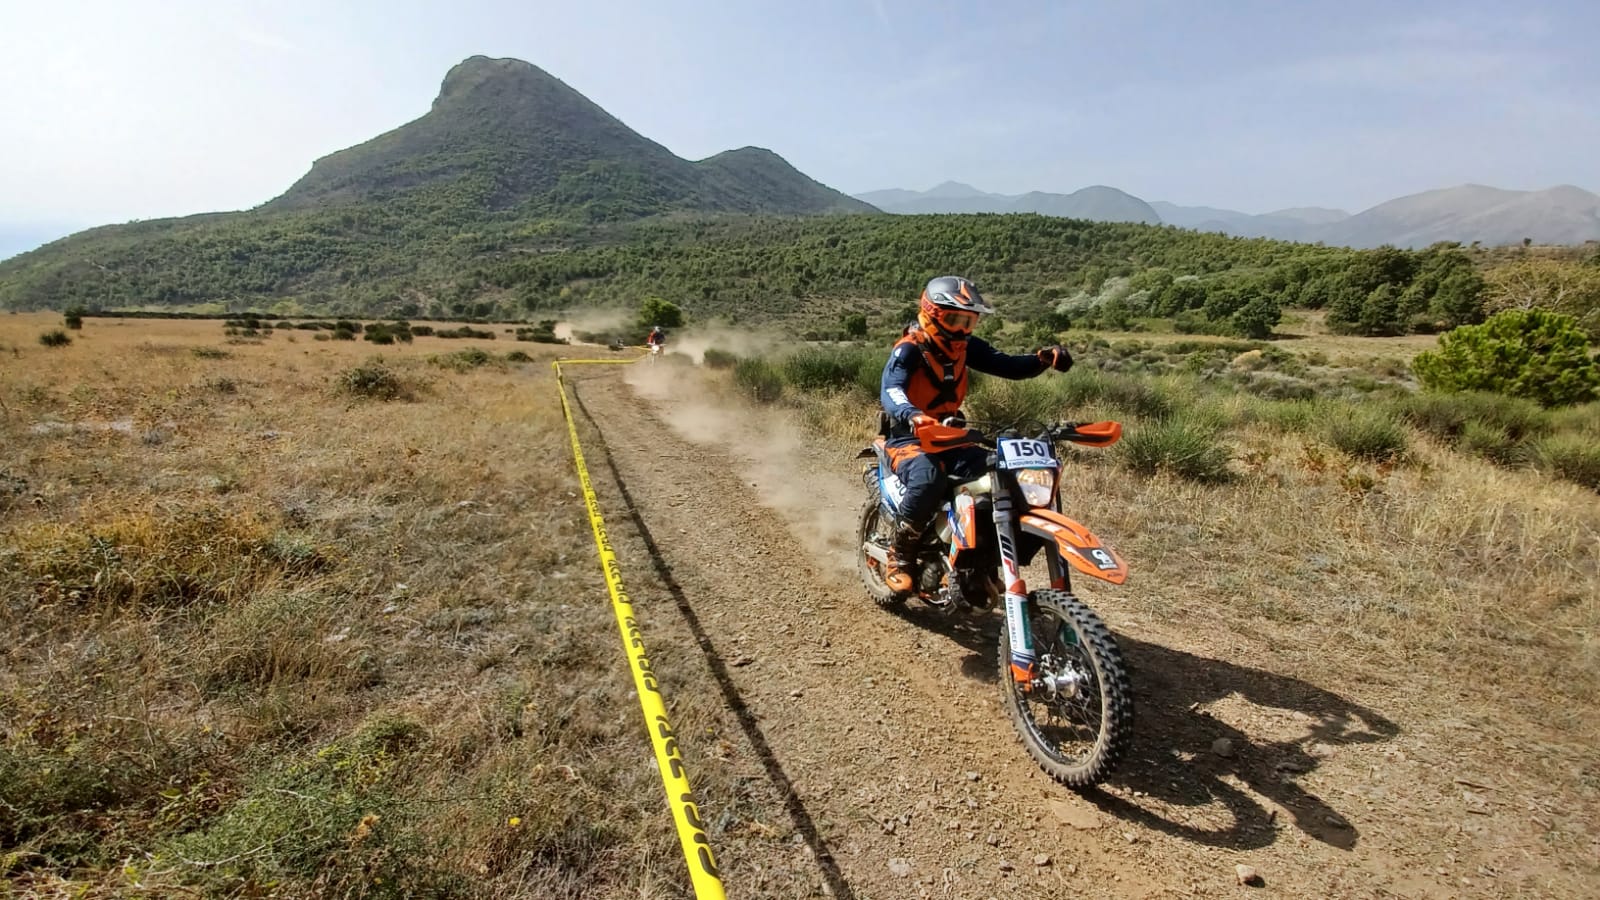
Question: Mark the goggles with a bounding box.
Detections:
[932,308,979,335]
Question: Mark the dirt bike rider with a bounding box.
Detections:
[646,326,666,351]
[879,276,1073,595]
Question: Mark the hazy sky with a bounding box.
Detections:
[2,0,1597,250]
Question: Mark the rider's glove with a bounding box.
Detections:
[908,413,938,434]
[1037,346,1074,373]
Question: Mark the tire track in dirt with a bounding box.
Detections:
[568,366,1159,898]
[567,363,1562,899]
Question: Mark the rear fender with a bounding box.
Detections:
[1018,510,1127,585]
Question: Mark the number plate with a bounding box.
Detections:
[997,438,1056,469]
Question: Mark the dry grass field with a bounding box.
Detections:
[3,312,1597,897]
[0,314,774,897]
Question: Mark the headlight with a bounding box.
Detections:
[1016,467,1056,507]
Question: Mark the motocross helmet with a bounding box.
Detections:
[917,276,993,354]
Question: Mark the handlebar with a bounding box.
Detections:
[916,419,1123,452]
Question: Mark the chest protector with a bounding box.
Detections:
[894,330,969,418]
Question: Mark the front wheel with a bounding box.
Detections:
[999,589,1133,787]
[856,492,903,609]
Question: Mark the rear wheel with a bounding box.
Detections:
[999,589,1132,787]
[856,492,904,608]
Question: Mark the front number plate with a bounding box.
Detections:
[998,438,1056,469]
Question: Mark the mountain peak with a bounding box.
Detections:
[265,55,867,218]
[432,55,568,111]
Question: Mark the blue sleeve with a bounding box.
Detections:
[966,336,1047,380]
[880,344,922,426]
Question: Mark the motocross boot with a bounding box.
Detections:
[884,521,923,596]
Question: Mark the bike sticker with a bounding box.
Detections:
[1089,548,1118,570]
[998,438,1056,469]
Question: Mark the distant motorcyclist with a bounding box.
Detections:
[646,326,666,351]
[879,276,1073,595]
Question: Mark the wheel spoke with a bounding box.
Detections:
[1019,611,1105,763]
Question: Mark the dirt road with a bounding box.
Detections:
[560,363,1591,899]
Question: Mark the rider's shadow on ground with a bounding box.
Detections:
[903,608,1399,852]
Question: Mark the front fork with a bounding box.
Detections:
[993,492,1038,684]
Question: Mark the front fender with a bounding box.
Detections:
[1018,510,1128,585]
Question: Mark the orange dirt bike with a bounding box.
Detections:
[856,417,1133,786]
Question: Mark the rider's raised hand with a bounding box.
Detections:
[909,413,938,433]
[1036,346,1073,373]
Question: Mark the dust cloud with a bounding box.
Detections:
[647,325,784,364]
[552,310,632,345]
[623,359,864,576]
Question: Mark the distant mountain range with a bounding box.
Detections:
[855,182,1161,224]
[855,182,1600,249]
[0,56,876,307]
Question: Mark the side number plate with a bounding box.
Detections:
[998,438,1056,469]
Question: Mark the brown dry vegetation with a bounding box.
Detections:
[0,314,764,897]
[4,312,1598,897]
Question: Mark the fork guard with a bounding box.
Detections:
[1018,510,1128,585]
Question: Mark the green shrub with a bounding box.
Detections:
[191,347,231,359]
[410,324,435,336]
[1057,370,1175,420]
[336,363,408,400]
[435,326,495,340]
[159,717,451,897]
[430,348,496,371]
[1533,433,1600,490]
[779,347,881,395]
[504,350,533,363]
[1118,416,1231,482]
[1393,391,1549,443]
[39,329,71,347]
[364,322,413,344]
[1324,408,1409,463]
[965,376,1060,427]
[733,358,783,403]
[702,347,739,369]
[1545,402,1600,439]
[1241,397,1328,434]
[64,308,85,330]
[1412,308,1600,407]
[1241,372,1316,401]
[1458,420,1526,466]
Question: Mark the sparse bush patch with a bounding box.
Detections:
[337,362,410,400]
[1118,416,1231,482]
[702,347,739,369]
[8,506,318,610]
[158,717,449,897]
[779,346,880,396]
[1058,370,1175,420]
[191,346,231,359]
[430,347,497,371]
[733,357,783,403]
[1394,390,1550,443]
[1324,408,1410,463]
[39,329,71,347]
[435,326,496,340]
[1533,433,1600,490]
[965,376,1060,426]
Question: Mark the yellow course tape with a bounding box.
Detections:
[551,357,726,900]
